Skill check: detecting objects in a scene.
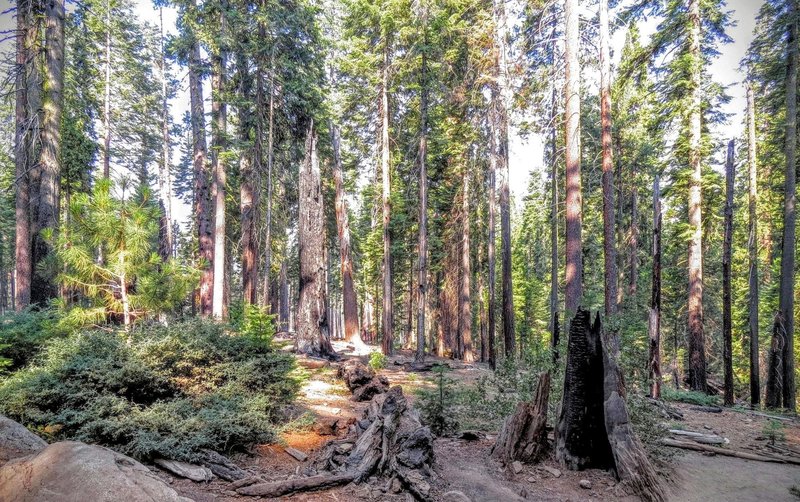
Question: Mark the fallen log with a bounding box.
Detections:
[198,449,246,481]
[238,472,357,497]
[668,429,728,445]
[688,405,723,413]
[762,445,800,465]
[491,371,551,464]
[646,398,684,420]
[661,438,786,463]
[731,408,796,422]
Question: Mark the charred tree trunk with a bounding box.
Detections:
[723,140,735,406]
[32,0,65,305]
[188,0,212,317]
[564,0,582,317]
[649,175,662,399]
[331,122,362,347]
[746,84,760,407]
[296,125,335,358]
[687,0,707,393]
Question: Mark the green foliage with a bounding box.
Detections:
[0,309,68,373]
[416,364,459,436]
[229,301,276,348]
[627,393,673,463]
[662,387,720,407]
[763,419,786,446]
[0,319,299,462]
[368,351,387,370]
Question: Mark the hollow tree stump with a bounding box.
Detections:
[491,371,551,464]
[338,359,389,402]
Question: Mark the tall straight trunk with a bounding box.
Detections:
[564,0,582,316]
[549,20,559,364]
[260,45,275,308]
[599,0,617,329]
[687,0,707,392]
[747,83,760,407]
[380,39,394,355]
[487,96,497,369]
[33,0,65,305]
[649,175,662,399]
[211,34,228,319]
[416,13,429,362]
[460,168,474,362]
[777,3,798,410]
[296,124,334,357]
[14,0,34,311]
[722,140,735,406]
[279,258,289,331]
[188,2,212,317]
[494,0,514,359]
[478,241,488,362]
[628,176,639,298]
[331,122,362,346]
[102,0,111,178]
[158,8,173,258]
[239,55,258,305]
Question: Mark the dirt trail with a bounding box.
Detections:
[162,342,800,501]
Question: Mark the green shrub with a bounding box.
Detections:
[662,387,720,407]
[368,351,387,370]
[0,308,67,373]
[229,302,276,348]
[763,419,786,446]
[416,364,459,436]
[0,319,300,462]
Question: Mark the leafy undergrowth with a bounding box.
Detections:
[0,318,302,462]
[662,387,721,407]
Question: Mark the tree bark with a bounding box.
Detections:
[14,0,35,312]
[211,15,228,319]
[746,83,760,407]
[331,122,362,347]
[687,0,707,392]
[188,0,212,318]
[260,47,274,308]
[648,175,662,399]
[416,10,429,362]
[492,371,551,463]
[564,0,582,317]
[723,140,735,406]
[158,7,173,260]
[101,0,111,178]
[238,54,258,305]
[460,168,474,362]
[296,125,335,358]
[380,37,393,355]
[32,0,65,305]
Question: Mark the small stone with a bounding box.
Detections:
[512,461,523,474]
[391,477,403,493]
[284,447,308,462]
[527,476,536,483]
[579,479,592,489]
[703,425,712,430]
[442,491,472,502]
[540,465,562,478]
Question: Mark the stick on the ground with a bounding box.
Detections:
[668,429,728,445]
[237,472,357,497]
[661,438,786,463]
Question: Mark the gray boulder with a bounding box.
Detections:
[0,415,47,464]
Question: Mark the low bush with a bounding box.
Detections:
[662,387,720,407]
[0,308,67,373]
[0,319,300,462]
[368,351,387,370]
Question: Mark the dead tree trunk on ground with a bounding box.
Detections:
[491,371,550,464]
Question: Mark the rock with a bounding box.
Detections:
[527,476,536,483]
[458,430,485,441]
[0,415,47,465]
[154,458,213,482]
[579,479,592,489]
[390,477,403,493]
[285,447,308,462]
[539,465,562,478]
[512,460,523,474]
[442,490,472,502]
[0,441,192,502]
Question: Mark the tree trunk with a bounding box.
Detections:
[723,140,735,406]
[492,371,551,463]
[599,0,617,337]
[649,175,662,399]
[416,12,429,362]
[629,177,639,299]
[549,65,559,365]
[687,0,707,393]
[260,48,275,308]
[331,122,362,347]
[211,24,228,319]
[564,0,582,317]
[158,7,173,260]
[296,125,335,358]
[188,0,212,318]
[239,55,258,305]
[778,1,798,411]
[102,0,111,178]
[460,168,474,362]
[487,92,497,368]
[747,83,760,407]
[33,0,65,305]
[14,0,35,312]
[279,258,289,331]
[380,38,393,356]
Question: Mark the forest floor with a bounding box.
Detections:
[157,341,800,501]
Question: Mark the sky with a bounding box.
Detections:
[0,0,767,217]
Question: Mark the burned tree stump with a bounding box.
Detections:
[238,386,434,500]
[491,371,551,464]
[556,308,665,502]
[338,359,389,401]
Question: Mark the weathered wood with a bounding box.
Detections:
[646,398,683,420]
[492,371,550,463]
[668,430,728,445]
[688,405,722,413]
[198,449,246,481]
[285,447,308,462]
[661,438,787,463]
[238,472,357,497]
[338,359,389,402]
